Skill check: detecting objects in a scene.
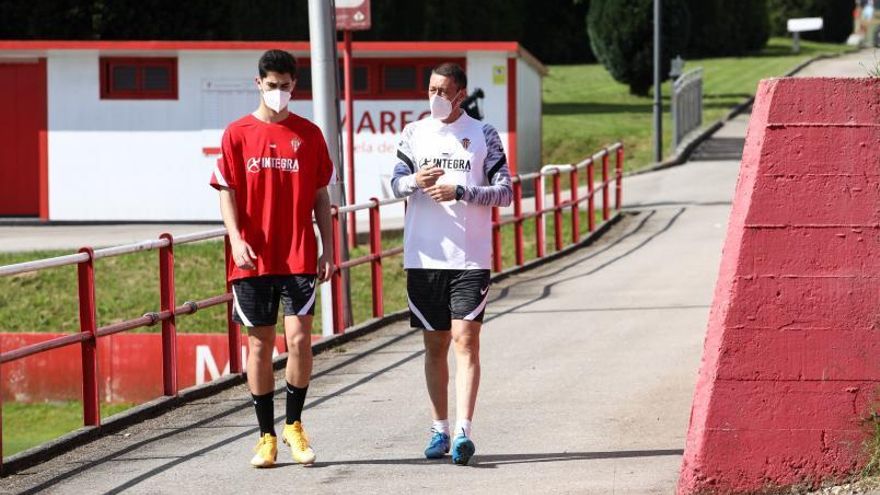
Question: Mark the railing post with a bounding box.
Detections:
[552,171,563,251]
[330,206,345,334]
[224,236,242,374]
[616,144,624,210]
[77,247,100,427]
[602,151,610,221]
[534,175,545,258]
[1,342,3,473]
[570,167,580,244]
[513,181,524,266]
[159,233,178,396]
[491,207,502,272]
[368,199,384,318]
[343,30,358,251]
[587,160,595,232]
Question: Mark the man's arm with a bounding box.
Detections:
[390,161,419,198]
[391,162,446,198]
[313,187,334,282]
[458,165,512,207]
[219,188,256,270]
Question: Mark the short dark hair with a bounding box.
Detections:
[432,63,467,91]
[258,49,297,79]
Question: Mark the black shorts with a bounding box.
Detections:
[406,269,491,331]
[231,275,317,327]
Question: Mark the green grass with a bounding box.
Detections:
[542,37,852,170]
[2,401,132,456]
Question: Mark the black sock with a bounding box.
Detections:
[252,392,276,436]
[286,382,308,425]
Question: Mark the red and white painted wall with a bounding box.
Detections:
[679,77,880,493]
[0,332,305,403]
[0,41,545,222]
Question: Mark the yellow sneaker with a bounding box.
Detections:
[281,421,316,465]
[250,433,277,468]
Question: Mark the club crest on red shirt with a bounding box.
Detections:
[291,137,302,152]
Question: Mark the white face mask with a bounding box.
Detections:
[430,93,457,120]
[262,88,291,113]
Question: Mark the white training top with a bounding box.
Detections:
[391,113,512,270]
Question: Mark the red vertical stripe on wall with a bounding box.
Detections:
[506,57,517,175]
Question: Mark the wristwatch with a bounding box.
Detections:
[455,185,465,201]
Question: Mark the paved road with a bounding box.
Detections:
[794,49,877,78]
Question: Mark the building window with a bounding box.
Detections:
[383,66,417,92]
[293,58,465,100]
[100,57,178,100]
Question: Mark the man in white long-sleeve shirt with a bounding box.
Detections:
[390,62,512,466]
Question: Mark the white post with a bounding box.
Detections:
[308,0,345,337]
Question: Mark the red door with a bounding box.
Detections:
[0,60,47,218]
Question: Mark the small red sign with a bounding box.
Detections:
[336,0,371,31]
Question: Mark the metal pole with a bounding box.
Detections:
[653,0,662,163]
[343,30,357,250]
[309,0,351,334]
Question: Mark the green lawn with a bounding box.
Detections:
[542,37,852,170]
[2,401,132,456]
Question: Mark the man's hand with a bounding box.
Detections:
[230,237,257,270]
[425,184,457,203]
[416,167,445,189]
[317,251,334,283]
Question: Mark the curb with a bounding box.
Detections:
[0,213,623,476]
[626,49,857,178]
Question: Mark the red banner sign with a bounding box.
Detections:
[1,333,319,403]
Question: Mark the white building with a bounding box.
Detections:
[0,40,546,221]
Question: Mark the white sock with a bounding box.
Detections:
[455,419,472,438]
[432,419,450,436]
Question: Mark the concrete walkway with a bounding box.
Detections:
[0,149,740,495]
[0,50,867,494]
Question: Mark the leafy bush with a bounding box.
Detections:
[588,0,691,95]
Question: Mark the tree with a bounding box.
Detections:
[685,0,769,56]
[588,0,691,95]
[0,0,599,65]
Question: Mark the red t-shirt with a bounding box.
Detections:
[210,113,335,282]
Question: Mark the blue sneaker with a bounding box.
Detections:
[451,434,475,465]
[424,431,450,459]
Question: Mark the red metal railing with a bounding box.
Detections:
[490,142,624,272]
[329,197,406,334]
[326,142,624,333]
[0,141,623,470]
[0,228,238,471]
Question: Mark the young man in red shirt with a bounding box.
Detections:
[210,49,335,468]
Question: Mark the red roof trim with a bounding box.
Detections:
[0,40,546,75]
[0,40,518,52]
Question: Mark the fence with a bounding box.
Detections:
[672,68,703,150]
[0,142,623,471]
